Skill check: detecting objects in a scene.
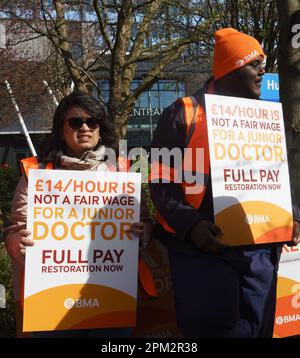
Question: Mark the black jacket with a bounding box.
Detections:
[149,81,300,255]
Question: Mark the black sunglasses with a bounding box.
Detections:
[66,117,100,130]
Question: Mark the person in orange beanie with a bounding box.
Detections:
[213,27,265,80]
[150,28,300,337]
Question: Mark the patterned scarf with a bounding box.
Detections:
[59,145,110,171]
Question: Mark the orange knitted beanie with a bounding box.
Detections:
[213,28,265,80]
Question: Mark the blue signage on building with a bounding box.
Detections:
[260,73,279,102]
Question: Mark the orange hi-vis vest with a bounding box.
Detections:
[19,156,157,304]
[150,96,210,233]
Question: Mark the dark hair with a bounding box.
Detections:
[39,91,118,164]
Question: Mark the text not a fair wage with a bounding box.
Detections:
[33,193,136,205]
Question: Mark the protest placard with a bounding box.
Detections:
[205,94,293,246]
[23,169,141,332]
[274,244,300,337]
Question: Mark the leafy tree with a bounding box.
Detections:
[207,0,278,72]
[1,1,280,138]
[0,1,218,137]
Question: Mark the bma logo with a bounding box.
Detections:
[236,50,259,67]
[64,298,100,309]
[236,59,245,67]
[245,214,270,225]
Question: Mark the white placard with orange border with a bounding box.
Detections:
[205,94,293,246]
[23,169,141,332]
[274,244,300,338]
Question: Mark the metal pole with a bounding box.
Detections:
[43,80,59,107]
[4,80,37,156]
[148,90,153,141]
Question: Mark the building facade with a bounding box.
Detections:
[0,77,187,166]
[0,1,210,167]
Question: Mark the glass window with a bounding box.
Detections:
[177,82,185,91]
[100,80,110,90]
[102,92,109,103]
[71,43,83,60]
[150,83,158,90]
[0,11,10,19]
[139,92,148,107]
[16,9,33,19]
[85,11,97,22]
[159,91,177,108]
[149,90,159,108]
[65,10,80,21]
[45,0,54,8]
[96,80,109,104]
[94,34,103,48]
[95,79,185,108]
[40,9,56,20]
[178,90,185,98]
[159,81,177,91]
[133,80,186,109]
[130,80,139,90]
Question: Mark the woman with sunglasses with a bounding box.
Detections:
[4,91,155,337]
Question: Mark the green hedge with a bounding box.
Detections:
[0,243,16,337]
[0,167,20,337]
[0,167,20,227]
